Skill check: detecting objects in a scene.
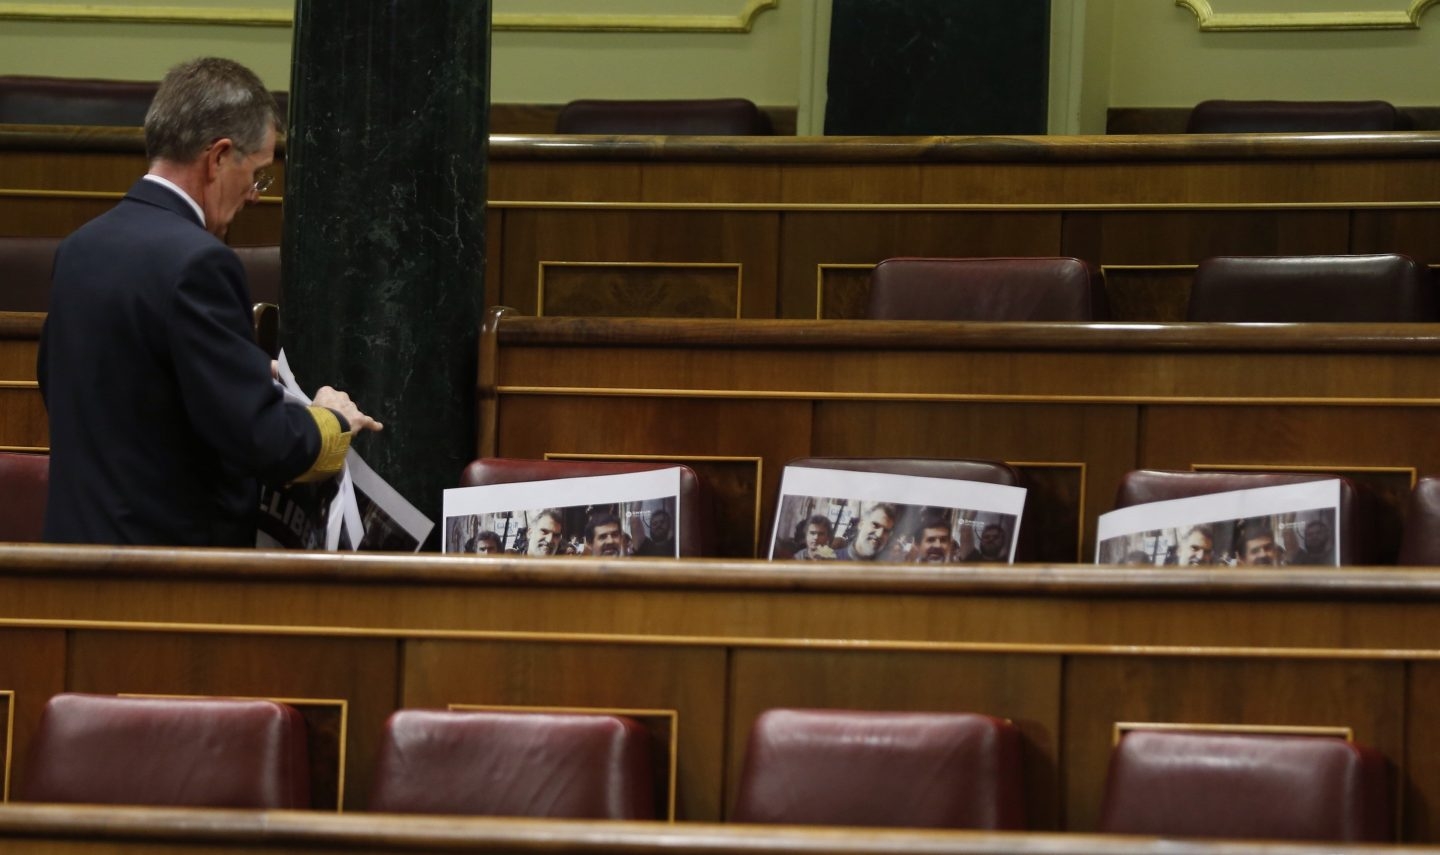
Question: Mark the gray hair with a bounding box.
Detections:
[145,57,281,163]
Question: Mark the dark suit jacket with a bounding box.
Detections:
[38,178,323,546]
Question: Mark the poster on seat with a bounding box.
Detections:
[443,468,681,558]
[768,466,1027,564]
[1094,479,1341,567]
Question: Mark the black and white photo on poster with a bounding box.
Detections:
[768,466,1026,564]
[1094,479,1341,567]
[442,468,682,558]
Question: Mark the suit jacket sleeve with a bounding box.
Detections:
[167,243,330,485]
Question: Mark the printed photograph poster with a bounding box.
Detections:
[1094,479,1342,568]
[442,468,682,558]
[768,466,1027,564]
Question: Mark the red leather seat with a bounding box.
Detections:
[233,245,282,306]
[18,693,310,809]
[0,75,288,127]
[1186,99,1403,134]
[0,239,279,313]
[731,708,1024,829]
[0,75,158,126]
[555,98,772,135]
[867,257,1108,321]
[0,451,48,541]
[1113,469,1393,566]
[1100,729,1391,842]
[368,709,656,819]
[1186,254,1436,322]
[0,236,60,312]
[458,457,710,556]
[1398,476,1440,565]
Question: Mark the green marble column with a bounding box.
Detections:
[283,0,489,546]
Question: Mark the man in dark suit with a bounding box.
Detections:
[38,57,381,546]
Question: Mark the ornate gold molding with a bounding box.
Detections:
[0,0,779,31]
[0,3,290,26]
[1176,0,1438,31]
[494,0,778,33]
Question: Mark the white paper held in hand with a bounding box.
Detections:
[275,349,365,551]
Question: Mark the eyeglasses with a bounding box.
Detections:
[251,169,275,195]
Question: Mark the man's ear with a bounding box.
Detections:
[205,138,234,181]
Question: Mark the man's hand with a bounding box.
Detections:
[312,386,384,432]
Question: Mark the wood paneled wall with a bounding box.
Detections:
[5,548,1440,840]
[4,128,1439,319]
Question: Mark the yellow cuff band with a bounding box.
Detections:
[293,406,352,483]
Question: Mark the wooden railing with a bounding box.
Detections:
[4,545,1440,836]
[3,803,1418,855]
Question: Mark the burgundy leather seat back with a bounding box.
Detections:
[0,451,48,542]
[0,236,60,312]
[1187,254,1436,322]
[555,98,772,135]
[731,709,1024,830]
[1398,476,1440,565]
[784,457,1036,562]
[19,693,310,809]
[867,257,1108,321]
[459,457,710,556]
[1100,730,1391,842]
[1113,469,1390,566]
[0,239,280,313]
[233,245,282,306]
[369,709,656,819]
[0,75,158,126]
[0,75,289,127]
[1186,99,1403,134]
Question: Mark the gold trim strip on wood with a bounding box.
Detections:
[0,382,40,390]
[544,452,764,557]
[1,689,12,803]
[0,446,46,454]
[536,261,743,320]
[488,199,1440,213]
[449,703,679,822]
[497,386,1440,408]
[1192,463,1419,489]
[495,0,777,33]
[120,693,348,812]
[0,3,289,26]
[1114,720,1354,746]
[0,189,281,205]
[5,189,1437,213]
[8,617,1440,660]
[0,189,126,202]
[1177,0,1436,31]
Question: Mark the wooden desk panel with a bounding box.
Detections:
[3,803,1423,855]
[484,315,1440,558]
[8,550,1440,836]
[8,128,1440,320]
